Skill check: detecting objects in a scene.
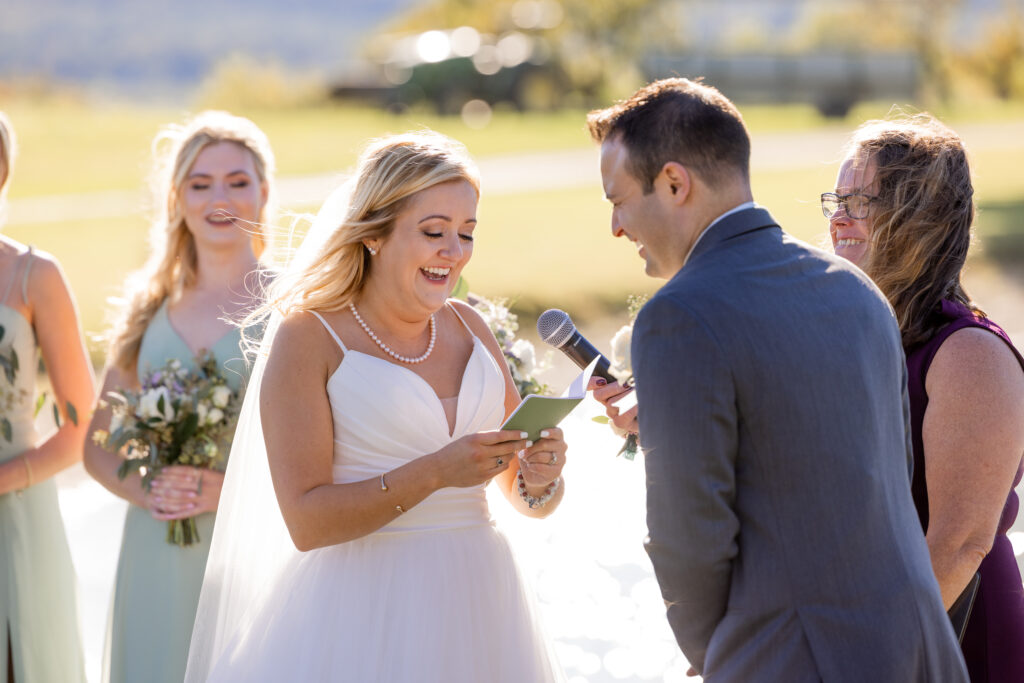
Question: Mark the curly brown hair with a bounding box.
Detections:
[848,113,981,348]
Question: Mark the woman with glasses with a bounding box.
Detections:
[826,113,1024,681]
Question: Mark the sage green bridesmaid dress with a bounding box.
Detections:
[103,300,250,683]
[0,247,87,683]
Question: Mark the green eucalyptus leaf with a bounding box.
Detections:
[116,458,145,481]
[175,411,200,444]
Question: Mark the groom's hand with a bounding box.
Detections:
[588,377,639,436]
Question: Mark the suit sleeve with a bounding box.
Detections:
[900,355,915,483]
[634,294,739,673]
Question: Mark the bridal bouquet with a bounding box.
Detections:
[469,294,550,398]
[92,353,240,546]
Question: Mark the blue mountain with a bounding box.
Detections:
[0,0,420,89]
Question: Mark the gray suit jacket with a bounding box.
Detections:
[633,207,967,682]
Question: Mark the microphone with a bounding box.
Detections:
[536,309,616,382]
[537,308,640,458]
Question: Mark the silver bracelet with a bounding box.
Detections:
[516,469,561,509]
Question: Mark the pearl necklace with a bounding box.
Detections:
[348,302,436,364]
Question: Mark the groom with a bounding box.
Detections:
[587,78,967,681]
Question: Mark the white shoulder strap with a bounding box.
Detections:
[308,311,348,352]
[447,301,477,341]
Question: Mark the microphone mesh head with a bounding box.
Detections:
[536,309,576,348]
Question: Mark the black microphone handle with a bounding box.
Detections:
[561,331,616,383]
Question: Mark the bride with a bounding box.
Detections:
[185,132,567,682]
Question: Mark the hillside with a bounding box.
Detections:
[0,0,418,90]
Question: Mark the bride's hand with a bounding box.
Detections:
[518,427,566,488]
[433,429,532,488]
[148,466,224,521]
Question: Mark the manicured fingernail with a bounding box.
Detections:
[517,450,526,458]
[520,431,529,439]
[525,440,533,448]
[596,378,607,386]
[540,430,550,438]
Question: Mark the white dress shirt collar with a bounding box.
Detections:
[682,201,758,267]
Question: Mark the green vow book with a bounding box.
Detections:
[501,357,599,441]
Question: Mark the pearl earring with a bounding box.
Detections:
[366,245,377,256]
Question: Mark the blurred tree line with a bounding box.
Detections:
[375,0,1024,107]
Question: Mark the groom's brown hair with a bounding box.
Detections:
[586,77,750,193]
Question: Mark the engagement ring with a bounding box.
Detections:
[548,454,558,465]
[497,458,504,466]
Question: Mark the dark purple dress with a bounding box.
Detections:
[906,299,1024,681]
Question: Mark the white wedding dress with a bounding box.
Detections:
[201,309,562,682]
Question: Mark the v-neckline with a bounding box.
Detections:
[162,303,238,359]
[332,338,485,438]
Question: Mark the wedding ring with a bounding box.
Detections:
[548,453,558,465]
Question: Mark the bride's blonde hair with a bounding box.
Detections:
[107,111,276,372]
[256,132,478,329]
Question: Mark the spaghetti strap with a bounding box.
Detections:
[447,301,478,341]
[309,311,348,352]
[20,246,35,304]
[1,246,32,305]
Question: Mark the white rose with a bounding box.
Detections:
[197,402,209,424]
[138,386,175,423]
[211,385,232,409]
[610,324,633,381]
[206,407,225,425]
[510,338,537,378]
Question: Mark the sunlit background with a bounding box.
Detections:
[3,1,1024,681]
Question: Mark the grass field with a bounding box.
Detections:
[3,95,1023,363]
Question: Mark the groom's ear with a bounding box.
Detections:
[659,162,690,205]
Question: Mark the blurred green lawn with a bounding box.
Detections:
[3,97,1023,363]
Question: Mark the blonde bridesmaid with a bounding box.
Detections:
[83,111,275,683]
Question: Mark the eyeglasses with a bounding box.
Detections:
[820,192,877,220]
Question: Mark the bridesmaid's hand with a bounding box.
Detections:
[518,427,566,489]
[148,466,224,520]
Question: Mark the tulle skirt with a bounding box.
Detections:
[206,522,563,682]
